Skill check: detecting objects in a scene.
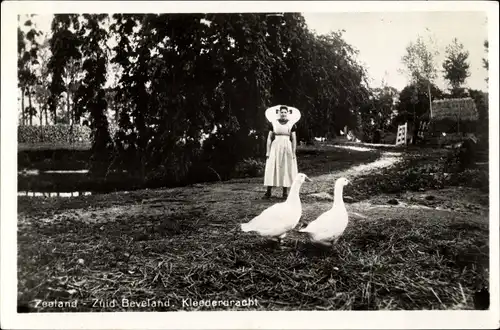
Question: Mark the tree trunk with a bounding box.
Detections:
[428,83,433,119]
[53,101,57,124]
[40,105,44,141]
[140,155,146,182]
[412,103,416,145]
[72,95,76,125]
[68,91,74,143]
[114,101,119,123]
[28,88,33,126]
[21,88,25,125]
[39,104,43,126]
[67,91,71,124]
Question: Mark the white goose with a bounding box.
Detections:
[241,173,312,242]
[299,177,350,246]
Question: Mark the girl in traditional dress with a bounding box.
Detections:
[263,105,299,199]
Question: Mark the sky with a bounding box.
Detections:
[28,11,489,93]
[302,11,488,92]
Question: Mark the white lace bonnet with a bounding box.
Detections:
[265,105,301,126]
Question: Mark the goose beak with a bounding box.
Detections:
[305,176,312,182]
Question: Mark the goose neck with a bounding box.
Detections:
[287,182,302,203]
[333,184,345,206]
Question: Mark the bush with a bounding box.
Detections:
[233,158,265,178]
[18,124,119,144]
[18,125,91,144]
[197,131,264,181]
[444,139,478,172]
[381,132,397,144]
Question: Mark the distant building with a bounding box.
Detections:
[426,97,479,145]
[431,97,479,123]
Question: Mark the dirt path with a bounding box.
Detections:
[189,147,403,197]
[299,148,402,195]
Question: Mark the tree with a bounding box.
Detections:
[73,14,113,175]
[469,89,488,138]
[394,82,443,142]
[33,35,51,126]
[270,23,370,142]
[359,85,398,142]
[61,58,83,125]
[105,13,372,185]
[400,34,440,143]
[483,40,488,84]
[442,38,471,96]
[401,35,439,84]
[18,15,40,125]
[37,13,373,186]
[47,14,81,124]
[105,62,122,124]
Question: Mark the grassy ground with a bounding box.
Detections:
[17,144,489,311]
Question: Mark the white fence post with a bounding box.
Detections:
[395,123,407,146]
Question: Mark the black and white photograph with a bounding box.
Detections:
[1,1,499,329]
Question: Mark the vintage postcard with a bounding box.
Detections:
[1,1,498,329]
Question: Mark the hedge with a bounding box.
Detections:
[18,125,118,144]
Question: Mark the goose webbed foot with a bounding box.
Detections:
[268,236,280,244]
[329,238,343,253]
[261,237,280,249]
[272,233,286,244]
[271,237,285,249]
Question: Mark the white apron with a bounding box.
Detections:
[263,120,298,188]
